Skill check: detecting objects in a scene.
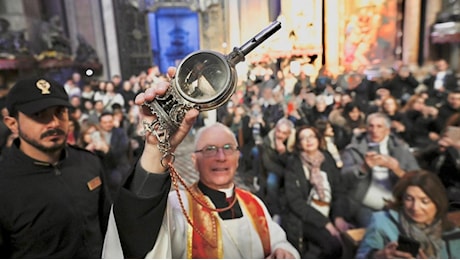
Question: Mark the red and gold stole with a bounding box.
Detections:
[186,184,271,258]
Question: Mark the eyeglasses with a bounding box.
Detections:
[300,135,317,141]
[194,144,239,157]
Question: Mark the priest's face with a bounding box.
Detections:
[192,124,239,190]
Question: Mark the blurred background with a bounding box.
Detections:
[0,0,459,86]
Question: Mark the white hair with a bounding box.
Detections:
[193,122,237,150]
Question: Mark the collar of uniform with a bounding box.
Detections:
[12,138,68,166]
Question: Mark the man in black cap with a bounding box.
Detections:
[0,76,111,258]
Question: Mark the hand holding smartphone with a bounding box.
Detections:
[90,131,102,145]
[367,142,380,154]
[397,235,420,257]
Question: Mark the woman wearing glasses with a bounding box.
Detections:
[283,125,352,258]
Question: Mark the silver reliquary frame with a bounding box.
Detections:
[143,21,281,164]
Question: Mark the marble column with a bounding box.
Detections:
[451,42,460,73]
[423,0,441,62]
[324,0,342,77]
[402,0,421,65]
[89,0,109,80]
[0,1,28,31]
[63,0,78,54]
[200,3,226,53]
[226,0,241,53]
[238,0,270,55]
[64,0,110,80]
[101,0,121,78]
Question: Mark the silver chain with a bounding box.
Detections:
[142,102,176,168]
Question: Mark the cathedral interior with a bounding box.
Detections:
[0,0,459,86]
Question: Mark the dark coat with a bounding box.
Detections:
[416,143,460,209]
[423,71,458,94]
[259,129,295,179]
[436,104,460,133]
[101,127,131,197]
[0,140,111,258]
[401,109,438,148]
[261,103,284,128]
[346,78,379,114]
[238,115,270,173]
[385,74,419,100]
[423,71,458,106]
[283,151,349,253]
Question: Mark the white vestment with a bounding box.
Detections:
[102,190,300,259]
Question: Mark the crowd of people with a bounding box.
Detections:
[222,58,460,258]
[1,56,460,258]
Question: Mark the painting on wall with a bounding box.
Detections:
[148,8,200,73]
[342,0,398,71]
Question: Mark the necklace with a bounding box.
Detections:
[168,163,238,248]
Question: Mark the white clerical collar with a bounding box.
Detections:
[219,184,235,198]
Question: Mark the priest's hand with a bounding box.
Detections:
[266,248,296,259]
[135,67,199,173]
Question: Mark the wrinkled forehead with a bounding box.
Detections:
[368,117,388,128]
[276,123,291,134]
[195,124,237,149]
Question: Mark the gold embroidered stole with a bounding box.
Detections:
[235,188,271,257]
[186,184,271,258]
[186,184,222,258]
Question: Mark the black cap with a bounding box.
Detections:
[6,77,71,115]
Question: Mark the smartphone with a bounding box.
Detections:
[397,235,420,257]
[367,143,380,154]
[90,131,102,144]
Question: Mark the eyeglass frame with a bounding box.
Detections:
[194,143,239,157]
[299,134,318,142]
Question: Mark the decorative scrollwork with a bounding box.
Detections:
[142,91,194,167]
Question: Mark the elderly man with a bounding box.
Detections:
[103,68,299,259]
[259,118,296,222]
[341,112,419,228]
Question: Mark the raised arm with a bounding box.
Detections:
[103,67,199,258]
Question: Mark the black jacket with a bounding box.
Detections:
[283,151,349,252]
[0,140,111,258]
[385,74,419,100]
[436,104,460,133]
[238,115,270,173]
